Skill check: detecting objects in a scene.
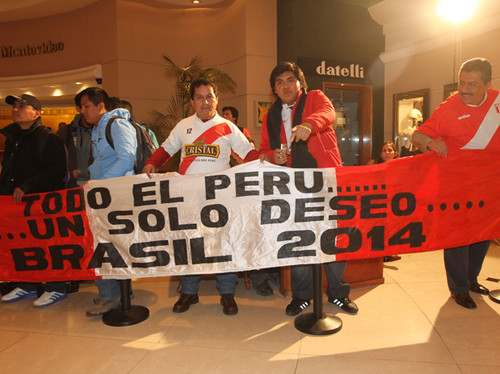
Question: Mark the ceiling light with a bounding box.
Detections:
[436,0,479,24]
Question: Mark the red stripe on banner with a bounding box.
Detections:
[178,122,232,174]
[332,150,500,260]
[0,188,98,282]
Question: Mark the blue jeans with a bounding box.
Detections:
[444,240,490,294]
[181,273,238,295]
[95,279,120,300]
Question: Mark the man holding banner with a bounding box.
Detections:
[143,78,258,315]
[412,57,500,309]
[0,94,68,307]
[79,87,138,316]
[259,62,358,317]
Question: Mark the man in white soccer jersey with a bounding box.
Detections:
[143,78,258,315]
[412,57,500,309]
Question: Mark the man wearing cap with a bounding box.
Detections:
[0,94,68,307]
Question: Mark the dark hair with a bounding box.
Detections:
[108,97,124,110]
[377,141,398,163]
[74,91,84,108]
[222,106,238,123]
[460,58,492,83]
[121,99,133,113]
[189,78,218,100]
[269,61,308,95]
[80,87,109,109]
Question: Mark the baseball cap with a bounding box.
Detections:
[5,94,42,111]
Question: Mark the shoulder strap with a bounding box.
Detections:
[105,116,123,149]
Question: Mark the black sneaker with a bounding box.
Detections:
[285,298,311,316]
[328,296,358,314]
[254,280,273,296]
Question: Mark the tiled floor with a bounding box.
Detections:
[1,243,499,374]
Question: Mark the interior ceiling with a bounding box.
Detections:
[0,0,231,22]
[0,0,384,22]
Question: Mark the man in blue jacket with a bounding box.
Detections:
[79,87,137,316]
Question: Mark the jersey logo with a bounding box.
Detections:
[184,137,220,158]
[187,128,192,134]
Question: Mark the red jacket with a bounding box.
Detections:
[259,89,342,168]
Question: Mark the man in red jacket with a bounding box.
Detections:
[259,62,358,316]
[412,57,499,309]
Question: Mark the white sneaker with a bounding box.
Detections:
[33,291,67,307]
[86,298,120,317]
[1,287,37,303]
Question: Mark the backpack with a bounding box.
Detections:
[105,116,157,174]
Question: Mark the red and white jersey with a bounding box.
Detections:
[417,89,500,151]
[161,113,254,175]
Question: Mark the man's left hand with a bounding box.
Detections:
[13,187,25,204]
[290,122,313,142]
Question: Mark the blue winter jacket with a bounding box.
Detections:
[89,108,137,180]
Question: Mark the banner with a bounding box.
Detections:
[0,188,97,282]
[1,150,499,282]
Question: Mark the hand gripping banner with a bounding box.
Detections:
[0,150,499,282]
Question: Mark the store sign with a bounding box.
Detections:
[298,57,366,79]
[316,60,364,78]
[1,40,64,58]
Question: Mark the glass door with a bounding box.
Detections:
[323,83,372,166]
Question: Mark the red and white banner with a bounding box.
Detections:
[1,150,499,282]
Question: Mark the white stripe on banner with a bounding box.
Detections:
[84,161,339,279]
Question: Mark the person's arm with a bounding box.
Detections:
[143,147,171,178]
[18,132,67,196]
[298,90,336,136]
[103,119,136,178]
[411,130,448,157]
[411,100,451,157]
[229,122,260,163]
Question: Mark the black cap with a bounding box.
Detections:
[5,94,42,111]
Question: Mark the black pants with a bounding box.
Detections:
[18,282,66,293]
[291,261,350,300]
[444,240,490,294]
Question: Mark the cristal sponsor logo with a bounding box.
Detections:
[458,114,471,120]
[184,138,220,158]
[1,41,64,58]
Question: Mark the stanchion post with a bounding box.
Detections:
[294,263,342,335]
[102,279,150,327]
[489,289,500,304]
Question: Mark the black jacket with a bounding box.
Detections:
[57,114,93,188]
[0,118,67,195]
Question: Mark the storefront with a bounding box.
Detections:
[369,0,500,143]
[0,0,277,143]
